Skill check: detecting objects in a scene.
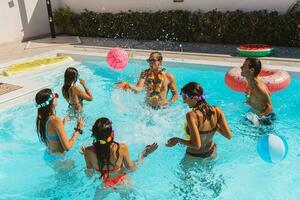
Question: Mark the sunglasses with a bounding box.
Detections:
[146,58,160,64]
[180,92,188,100]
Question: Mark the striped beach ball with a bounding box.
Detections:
[257,134,288,163]
[106,48,128,70]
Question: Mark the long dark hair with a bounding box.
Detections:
[181,82,215,122]
[92,118,120,179]
[35,88,55,146]
[62,67,78,100]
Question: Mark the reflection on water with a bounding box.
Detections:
[172,156,225,200]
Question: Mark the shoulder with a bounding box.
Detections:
[119,143,128,151]
[83,146,95,155]
[165,71,176,82]
[256,79,270,95]
[140,69,149,77]
[186,111,198,121]
[71,86,82,93]
[50,116,62,124]
[49,116,63,128]
[213,106,223,117]
[214,106,221,113]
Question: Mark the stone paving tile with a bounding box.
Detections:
[0,83,22,95]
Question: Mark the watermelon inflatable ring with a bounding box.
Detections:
[237,44,273,57]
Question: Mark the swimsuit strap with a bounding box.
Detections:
[45,117,60,141]
[89,144,122,173]
[195,106,219,135]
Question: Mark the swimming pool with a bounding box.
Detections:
[1,57,300,199]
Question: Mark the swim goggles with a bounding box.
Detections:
[180,92,205,101]
[36,93,59,108]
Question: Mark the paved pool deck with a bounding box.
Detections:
[0,36,299,68]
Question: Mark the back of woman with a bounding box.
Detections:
[190,106,221,155]
[167,82,232,159]
[83,117,158,188]
[35,88,85,154]
[62,67,93,113]
[68,86,83,111]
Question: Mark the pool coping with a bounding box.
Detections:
[0,49,299,112]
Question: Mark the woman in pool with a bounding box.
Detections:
[166,82,232,158]
[36,88,85,154]
[82,117,158,188]
[62,67,93,113]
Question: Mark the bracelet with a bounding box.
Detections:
[74,128,83,134]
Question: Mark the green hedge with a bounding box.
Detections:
[54,2,300,46]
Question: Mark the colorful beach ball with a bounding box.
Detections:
[257,134,288,163]
[106,48,128,70]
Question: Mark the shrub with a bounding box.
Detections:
[54,4,300,47]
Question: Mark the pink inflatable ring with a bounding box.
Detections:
[225,67,291,93]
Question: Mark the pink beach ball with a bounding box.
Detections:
[106,48,129,70]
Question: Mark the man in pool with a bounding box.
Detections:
[115,51,178,108]
[241,57,275,125]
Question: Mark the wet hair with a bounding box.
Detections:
[92,117,120,179]
[245,57,261,77]
[62,67,78,100]
[35,88,55,146]
[150,52,163,62]
[181,82,215,122]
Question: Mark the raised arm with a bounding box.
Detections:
[114,71,146,93]
[166,112,201,149]
[121,144,136,170]
[74,79,93,101]
[127,71,147,93]
[52,116,85,151]
[122,143,158,171]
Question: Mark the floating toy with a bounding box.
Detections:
[237,44,273,57]
[106,48,128,70]
[225,67,290,93]
[1,56,72,76]
[257,134,288,163]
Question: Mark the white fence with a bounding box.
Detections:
[0,0,296,43]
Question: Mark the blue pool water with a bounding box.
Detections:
[1,58,300,199]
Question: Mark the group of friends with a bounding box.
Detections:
[35,51,274,187]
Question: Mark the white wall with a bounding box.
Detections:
[0,0,61,43]
[59,0,297,13]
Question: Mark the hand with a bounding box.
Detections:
[166,137,180,147]
[114,82,130,91]
[79,78,86,86]
[63,115,71,124]
[142,143,158,158]
[80,146,87,154]
[76,116,85,130]
[160,101,170,108]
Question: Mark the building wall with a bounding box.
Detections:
[59,0,297,13]
[0,0,61,43]
[0,0,297,43]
